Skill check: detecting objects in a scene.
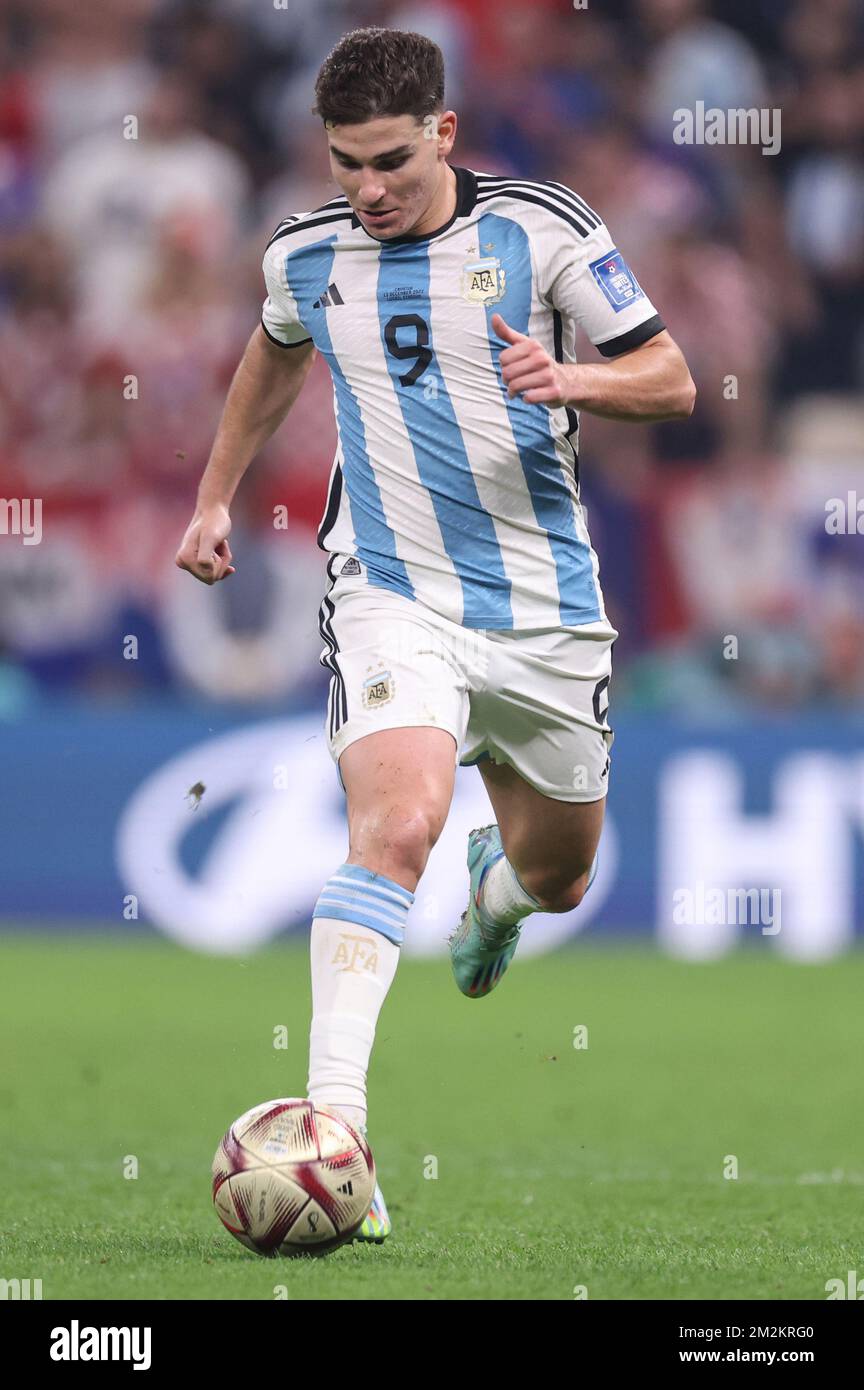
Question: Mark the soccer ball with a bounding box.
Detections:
[212,1098,375,1257]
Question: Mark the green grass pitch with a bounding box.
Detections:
[1,933,861,1300]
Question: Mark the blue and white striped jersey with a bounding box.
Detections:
[262,165,664,630]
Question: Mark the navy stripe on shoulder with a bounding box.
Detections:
[266,206,354,248]
[541,180,601,228]
[475,174,601,230]
[474,185,593,238]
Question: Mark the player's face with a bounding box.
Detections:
[326,112,456,239]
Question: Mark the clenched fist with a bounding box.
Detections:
[175,503,236,585]
[492,312,570,409]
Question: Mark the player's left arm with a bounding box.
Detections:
[494,315,696,421]
[497,202,696,421]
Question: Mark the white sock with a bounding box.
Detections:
[307,863,412,1129]
[479,854,542,929]
[326,1103,367,1137]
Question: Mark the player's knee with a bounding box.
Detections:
[349,808,441,883]
[522,864,593,913]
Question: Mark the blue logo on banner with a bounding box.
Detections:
[589,249,644,312]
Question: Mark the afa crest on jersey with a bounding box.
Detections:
[461,253,506,305]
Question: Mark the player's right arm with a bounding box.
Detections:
[175,326,316,584]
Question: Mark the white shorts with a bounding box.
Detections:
[317,553,618,803]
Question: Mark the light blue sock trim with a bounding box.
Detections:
[333,862,414,904]
[312,863,413,946]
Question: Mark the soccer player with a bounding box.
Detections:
[175,27,695,1244]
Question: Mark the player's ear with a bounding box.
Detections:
[428,109,457,152]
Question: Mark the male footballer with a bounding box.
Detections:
[176,27,695,1242]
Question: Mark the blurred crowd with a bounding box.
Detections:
[0,0,862,715]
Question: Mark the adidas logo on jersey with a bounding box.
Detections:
[313,283,344,309]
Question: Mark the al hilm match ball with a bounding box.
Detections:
[212,1099,375,1257]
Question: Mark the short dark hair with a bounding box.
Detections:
[313,27,445,127]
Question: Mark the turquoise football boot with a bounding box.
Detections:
[448,824,524,999]
[449,824,600,1000]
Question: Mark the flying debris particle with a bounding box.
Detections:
[186,781,206,810]
[175,449,186,460]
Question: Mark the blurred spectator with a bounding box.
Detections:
[638,0,768,138]
[40,68,250,337]
[27,0,158,163]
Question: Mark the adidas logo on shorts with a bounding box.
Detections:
[340,557,362,576]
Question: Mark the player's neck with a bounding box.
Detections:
[408,162,457,237]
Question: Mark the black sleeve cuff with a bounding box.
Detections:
[595,314,665,358]
[261,320,313,349]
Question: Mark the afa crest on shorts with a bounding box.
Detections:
[363,669,395,708]
[461,251,506,305]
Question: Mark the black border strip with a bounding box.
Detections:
[552,307,580,491]
[260,320,313,349]
[595,314,665,358]
[318,553,348,738]
[317,460,343,550]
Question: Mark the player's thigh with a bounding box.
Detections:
[464,628,615,805]
[320,572,469,882]
[339,726,459,884]
[478,757,605,896]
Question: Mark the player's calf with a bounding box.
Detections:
[449,829,600,1000]
[513,859,597,914]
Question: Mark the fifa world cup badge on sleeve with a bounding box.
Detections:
[461,249,506,305]
[589,248,645,312]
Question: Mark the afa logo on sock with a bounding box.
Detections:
[332,932,380,975]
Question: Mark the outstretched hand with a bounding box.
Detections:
[491,312,569,409]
